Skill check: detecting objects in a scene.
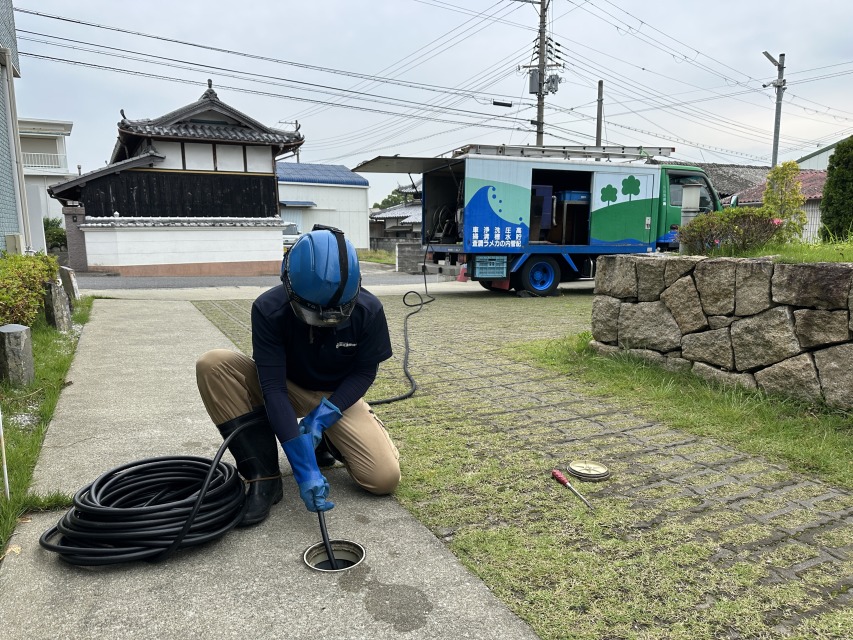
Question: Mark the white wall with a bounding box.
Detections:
[184,143,214,171]
[157,141,183,170]
[278,182,370,248]
[83,224,283,267]
[246,146,272,173]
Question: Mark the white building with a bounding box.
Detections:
[277,163,370,249]
[19,118,76,251]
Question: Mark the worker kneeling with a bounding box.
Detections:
[195,226,400,525]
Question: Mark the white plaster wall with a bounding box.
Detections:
[157,141,183,170]
[278,182,370,248]
[83,226,283,267]
[246,146,272,173]
[217,144,243,171]
[184,143,214,171]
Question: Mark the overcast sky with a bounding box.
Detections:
[11,0,853,204]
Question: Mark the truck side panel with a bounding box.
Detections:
[590,172,657,246]
[463,157,530,251]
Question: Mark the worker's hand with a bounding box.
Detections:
[299,397,343,449]
[282,433,335,512]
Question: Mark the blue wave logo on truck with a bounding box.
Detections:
[463,185,528,251]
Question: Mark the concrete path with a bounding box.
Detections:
[0,283,539,639]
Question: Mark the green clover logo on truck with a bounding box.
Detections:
[601,184,618,206]
[622,175,641,202]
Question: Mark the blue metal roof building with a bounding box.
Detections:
[276,162,369,187]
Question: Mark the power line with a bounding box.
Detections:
[19,52,534,134]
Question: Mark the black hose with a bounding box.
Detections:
[39,426,249,566]
[370,246,437,406]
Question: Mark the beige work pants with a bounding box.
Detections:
[196,349,400,495]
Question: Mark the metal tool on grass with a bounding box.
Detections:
[1,407,9,500]
[551,469,594,511]
[317,511,339,570]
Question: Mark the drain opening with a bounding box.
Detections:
[304,539,365,572]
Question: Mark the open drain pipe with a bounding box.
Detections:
[318,511,338,570]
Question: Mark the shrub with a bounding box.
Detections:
[43,217,67,251]
[677,212,724,254]
[820,136,853,241]
[678,207,784,255]
[0,252,59,326]
[760,161,806,242]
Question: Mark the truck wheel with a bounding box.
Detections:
[519,256,560,296]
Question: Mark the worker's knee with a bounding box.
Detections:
[352,460,401,496]
[195,349,233,379]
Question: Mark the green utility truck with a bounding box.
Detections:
[355,144,721,295]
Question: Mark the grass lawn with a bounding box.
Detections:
[197,290,853,640]
[0,298,92,557]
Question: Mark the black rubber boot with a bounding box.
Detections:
[217,408,283,527]
[315,436,337,469]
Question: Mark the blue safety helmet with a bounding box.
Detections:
[281,225,361,326]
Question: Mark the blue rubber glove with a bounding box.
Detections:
[299,397,343,449]
[281,433,334,512]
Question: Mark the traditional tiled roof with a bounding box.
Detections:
[370,200,421,221]
[48,148,165,203]
[112,82,303,162]
[728,170,827,205]
[648,160,770,197]
[277,162,369,187]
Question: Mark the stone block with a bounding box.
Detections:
[754,354,822,403]
[588,340,621,357]
[813,343,853,410]
[663,255,706,287]
[59,266,80,306]
[43,281,72,333]
[635,256,667,302]
[0,324,35,386]
[682,328,734,370]
[773,263,853,310]
[708,316,734,330]
[793,309,849,349]
[594,255,637,299]
[735,259,774,316]
[692,362,756,389]
[694,257,738,316]
[662,356,692,373]
[661,275,708,335]
[731,307,801,371]
[626,348,666,367]
[617,301,682,352]
[591,295,620,343]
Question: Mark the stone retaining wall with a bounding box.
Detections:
[590,254,853,410]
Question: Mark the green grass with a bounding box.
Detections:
[516,332,853,489]
[707,239,853,263]
[195,291,853,639]
[357,248,395,265]
[0,297,92,558]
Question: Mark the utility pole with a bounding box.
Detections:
[763,51,786,168]
[535,0,549,145]
[514,0,552,145]
[595,80,604,146]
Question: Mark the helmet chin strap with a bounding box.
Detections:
[311,224,348,308]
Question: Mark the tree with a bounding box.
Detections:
[820,136,853,241]
[372,188,407,210]
[759,160,806,243]
[601,184,618,206]
[621,175,641,202]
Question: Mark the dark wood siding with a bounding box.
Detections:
[79,170,278,218]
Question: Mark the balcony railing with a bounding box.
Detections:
[22,152,68,170]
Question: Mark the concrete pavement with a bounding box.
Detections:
[0,279,540,640]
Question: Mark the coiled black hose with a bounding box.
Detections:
[39,427,248,566]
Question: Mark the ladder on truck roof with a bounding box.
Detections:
[452,143,675,161]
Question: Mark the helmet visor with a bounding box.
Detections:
[289,298,356,327]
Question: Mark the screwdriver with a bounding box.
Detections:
[551,469,594,512]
